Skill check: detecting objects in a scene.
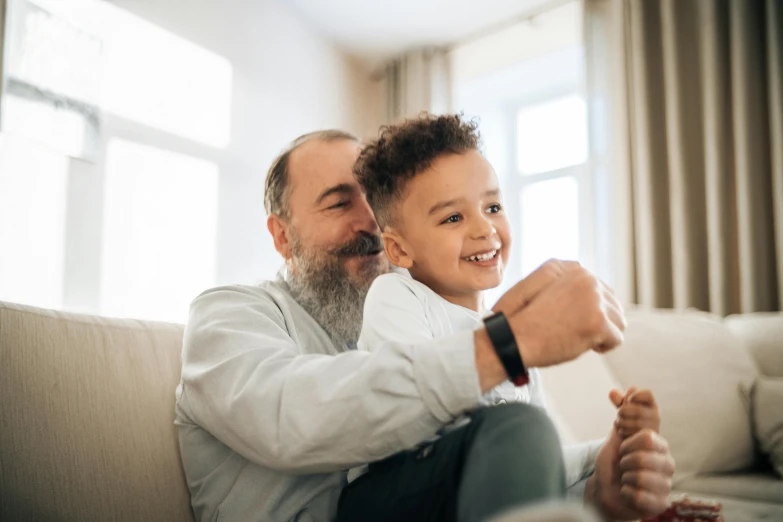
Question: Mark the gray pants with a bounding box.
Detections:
[336,403,571,522]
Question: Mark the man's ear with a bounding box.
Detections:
[382,230,413,269]
[267,214,291,260]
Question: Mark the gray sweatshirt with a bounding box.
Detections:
[175,272,600,522]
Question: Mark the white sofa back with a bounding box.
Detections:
[542,308,783,482]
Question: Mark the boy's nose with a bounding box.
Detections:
[470,215,495,239]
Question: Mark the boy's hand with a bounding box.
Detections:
[610,388,661,438]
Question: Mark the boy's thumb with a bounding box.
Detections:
[609,389,625,408]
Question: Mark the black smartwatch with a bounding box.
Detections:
[482,312,529,386]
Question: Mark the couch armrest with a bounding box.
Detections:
[724,313,783,377]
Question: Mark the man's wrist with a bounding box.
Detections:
[505,310,541,369]
[584,473,624,522]
[473,328,507,393]
[583,475,610,520]
[483,312,529,386]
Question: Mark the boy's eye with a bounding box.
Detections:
[487,204,502,214]
[441,214,461,224]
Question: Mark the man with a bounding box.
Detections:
[175,130,675,522]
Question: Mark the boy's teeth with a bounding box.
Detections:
[466,250,497,262]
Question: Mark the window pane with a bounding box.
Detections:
[99,4,232,149]
[0,133,68,308]
[3,0,102,160]
[9,0,233,149]
[516,94,587,175]
[520,177,579,276]
[101,139,218,323]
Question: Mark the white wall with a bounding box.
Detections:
[449,1,581,86]
[0,0,377,318]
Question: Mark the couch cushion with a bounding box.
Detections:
[0,301,193,521]
[675,471,783,505]
[604,308,758,479]
[539,350,624,444]
[750,377,783,477]
[724,313,783,377]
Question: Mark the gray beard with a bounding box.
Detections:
[286,242,381,349]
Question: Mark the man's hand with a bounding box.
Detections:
[475,259,626,392]
[587,428,675,521]
[492,259,582,316]
[497,259,628,369]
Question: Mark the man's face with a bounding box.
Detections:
[285,139,390,287]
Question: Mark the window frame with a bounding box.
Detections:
[502,88,595,284]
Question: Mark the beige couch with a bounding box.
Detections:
[1,300,781,521]
[541,308,783,521]
[0,301,194,522]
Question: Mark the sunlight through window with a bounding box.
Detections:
[516,94,587,175]
[2,0,102,159]
[3,94,88,157]
[26,0,233,148]
[520,177,580,276]
[0,133,69,309]
[101,139,218,323]
[101,16,233,148]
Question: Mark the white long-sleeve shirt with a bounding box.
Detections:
[351,271,599,486]
[358,271,545,407]
[175,269,600,522]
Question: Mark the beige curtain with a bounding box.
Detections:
[382,47,452,123]
[585,0,783,315]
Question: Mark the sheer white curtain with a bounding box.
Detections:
[382,47,452,123]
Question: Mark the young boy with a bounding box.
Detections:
[354,113,536,407]
[349,113,659,489]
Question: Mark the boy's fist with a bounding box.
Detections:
[610,388,661,439]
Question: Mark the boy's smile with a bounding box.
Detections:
[382,150,511,312]
[462,248,500,265]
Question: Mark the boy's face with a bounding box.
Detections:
[387,150,511,306]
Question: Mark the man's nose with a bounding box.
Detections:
[352,196,381,235]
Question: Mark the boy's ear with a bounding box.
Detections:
[382,230,413,269]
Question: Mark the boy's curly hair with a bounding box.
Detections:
[354,113,481,229]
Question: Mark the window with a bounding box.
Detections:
[451,2,588,306]
[100,139,218,323]
[0,133,68,309]
[0,0,231,322]
[516,95,587,175]
[511,93,590,276]
[2,0,103,160]
[519,176,580,274]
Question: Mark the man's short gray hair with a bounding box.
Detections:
[264,130,360,218]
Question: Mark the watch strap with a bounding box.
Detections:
[483,312,530,386]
